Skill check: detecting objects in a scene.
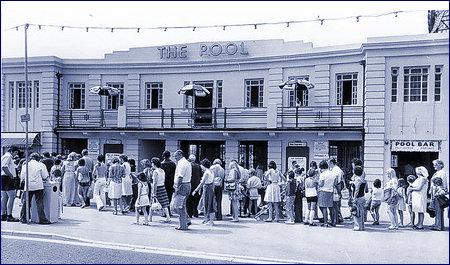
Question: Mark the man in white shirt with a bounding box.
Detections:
[173,150,192,230]
[20,152,51,224]
[329,158,344,224]
[1,146,20,222]
[318,160,337,227]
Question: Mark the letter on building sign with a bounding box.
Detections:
[240,42,248,55]
[225,43,238,55]
[168,46,177,58]
[180,46,188,58]
[158,47,167,59]
[210,44,222,56]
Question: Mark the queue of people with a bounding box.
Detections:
[2,145,448,232]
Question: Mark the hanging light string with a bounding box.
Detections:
[5,10,422,32]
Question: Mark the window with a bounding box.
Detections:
[216,80,223,108]
[145,82,163,109]
[183,81,193,109]
[245,78,264,107]
[288,76,309,107]
[106,83,124,110]
[391,68,399,102]
[9,82,14,109]
[34,81,40,108]
[69,82,86,109]
[435,65,442,101]
[404,66,428,102]
[336,73,358,105]
[17,81,31,108]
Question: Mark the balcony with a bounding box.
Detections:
[57,105,364,130]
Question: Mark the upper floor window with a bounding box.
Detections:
[404,66,428,102]
[34,81,40,108]
[435,65,442,102]
[391,67,399,103]
[336,73,357,105]
[245,78,264,107]
[288,76,309,107]
[145,82,163,109]
[106,82,124,110]
[69,82,85,109]
[216,80,223,108]
[17,81,32,108]
[9,82,14,109]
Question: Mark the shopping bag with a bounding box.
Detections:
[87,184,94,199]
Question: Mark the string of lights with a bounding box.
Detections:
[5,9,423,32]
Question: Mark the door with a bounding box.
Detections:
[193,81,213,126]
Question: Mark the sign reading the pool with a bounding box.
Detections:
[157,42,249,59]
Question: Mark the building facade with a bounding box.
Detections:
[1,33,448,184]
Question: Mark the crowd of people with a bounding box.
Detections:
[1,145,448,232]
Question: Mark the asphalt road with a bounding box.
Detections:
[1,237,238,264]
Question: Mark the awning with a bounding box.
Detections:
[1,132,41,148]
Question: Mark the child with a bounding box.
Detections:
[397,178,407,227]
[135,172,150,225]
[406,175,417,227]
[247,169,262,217]
[369,179,382,225]
[285,171,297,224]
[304,168,318,226]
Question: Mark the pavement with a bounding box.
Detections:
[1,192,449,264]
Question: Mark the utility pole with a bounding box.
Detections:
[24,23,30,224]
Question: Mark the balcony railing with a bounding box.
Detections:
[58,105,363,129]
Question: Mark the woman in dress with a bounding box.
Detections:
[193,158,216,226]
[264,161,286,222]
[151,157,171,223]
[108,158,125,215]
[408,166,429,230]
[61,152,78,206]
[384,168,399,230]
[140,159,153,214]
[92,155,108,211]
[226,160,242,222]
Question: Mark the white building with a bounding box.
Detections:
[1,33,448,183]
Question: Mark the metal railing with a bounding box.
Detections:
[58,105,363,129]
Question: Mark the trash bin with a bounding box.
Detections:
[31,181,61,223]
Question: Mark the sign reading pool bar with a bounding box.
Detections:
[158,42,249,59]
[390,140,440,152]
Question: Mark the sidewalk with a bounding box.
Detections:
[2,194,449,264]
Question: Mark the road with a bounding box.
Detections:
[1,237,238,264]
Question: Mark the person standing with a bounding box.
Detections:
[226,160,242,222]
[75,159,90,208]
[264,161,285,222]
[192,158,216,226]
[173,150,192,230]
[41,152,54,176]
[120,154,132,212]
[304,169,318,226]
[430,177,448,231]
[238,162,249,217]
[294,167,305,223]
[61,152,78,206]
[81,149,94,206]
[285,171,297,224]
[408,166,429,230]
[19,153,51,224]
[329,158,344,224]
[384,168,399,230]
[255,163,266,207]
[161,151,176,216]
[318,160,337,227]
[247,169,262,217]
[92,155,107,211]
[187,154,201,218]
[151,157,171,223]
[210,159,225,221]
[351,166,367,231]
[129,159,138,212]
[1,145,20,222]
[108,158,125,215]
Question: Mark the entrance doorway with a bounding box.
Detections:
[391,151,439,182]
[193,81,213,126]
[239,141,268,171]
[180,141,225,164]
[329,141,362,186]
[62,138,87,155]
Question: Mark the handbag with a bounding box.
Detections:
[436,195,449,208]
[87,183,94,199]
[224,181,236,191]
[427,201,436,218]
[151,198,162,211]
[383,188,398,204]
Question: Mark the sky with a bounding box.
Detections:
[1,1,449,59]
